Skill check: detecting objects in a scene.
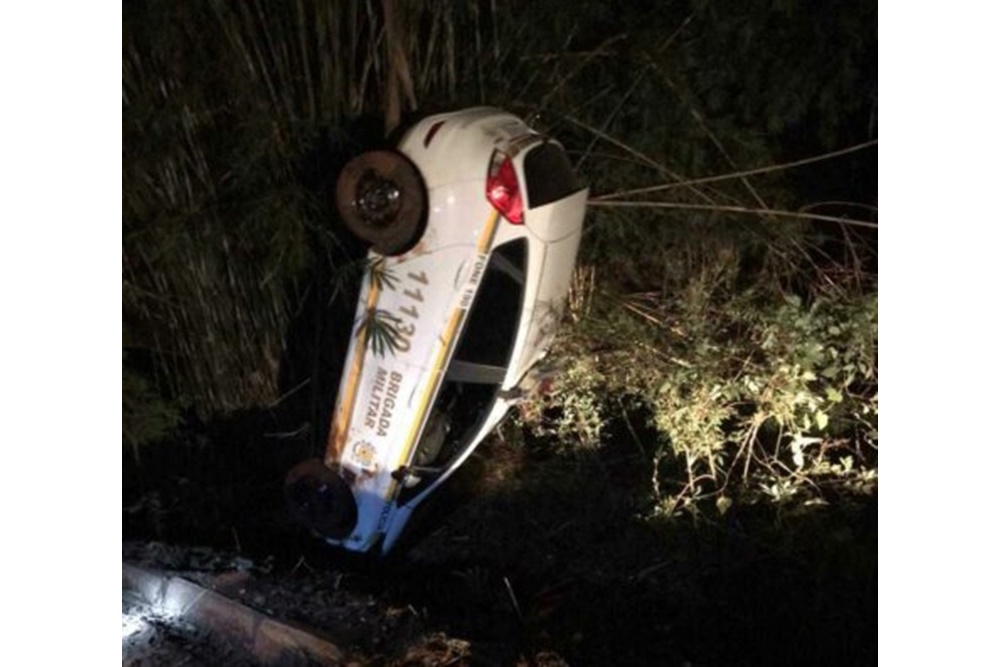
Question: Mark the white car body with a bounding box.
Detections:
[297,107,587,554]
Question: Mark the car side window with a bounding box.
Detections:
[452,239,527,369]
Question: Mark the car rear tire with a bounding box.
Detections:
[335,150,426,255]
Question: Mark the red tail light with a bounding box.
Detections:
[485,151,524,224]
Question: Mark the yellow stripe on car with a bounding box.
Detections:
[394,307,463,472]
[387,210,500,493]
[325,277,383,466]
[477,210,499,253]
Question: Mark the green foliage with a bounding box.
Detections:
[524,237,877,513]
[123,360,182,456]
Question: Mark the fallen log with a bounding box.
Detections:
[123,563,346,666]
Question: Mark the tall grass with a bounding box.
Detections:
[123,0,507,429]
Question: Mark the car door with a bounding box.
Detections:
[396,238,528,504]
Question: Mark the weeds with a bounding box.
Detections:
[524,230,877,515]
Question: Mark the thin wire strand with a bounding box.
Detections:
[587,200,878,229]
[590,140,878,201]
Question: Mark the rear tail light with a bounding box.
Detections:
[486,150,524,224]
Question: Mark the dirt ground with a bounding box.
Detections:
[123,539,568,666]
[124,427,876,666]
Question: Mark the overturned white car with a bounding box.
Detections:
[285,107,588,555]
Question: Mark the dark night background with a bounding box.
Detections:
[123,1,876,664]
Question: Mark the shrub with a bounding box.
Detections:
[525,225,877,514]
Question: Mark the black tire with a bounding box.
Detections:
[284,458,358,540]
[335,150,426,255]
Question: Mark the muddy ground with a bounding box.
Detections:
[123,414,876,666]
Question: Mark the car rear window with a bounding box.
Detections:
[523,143,584,209]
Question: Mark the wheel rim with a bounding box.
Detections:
[335,150,426,255]
[354,171,402,226]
